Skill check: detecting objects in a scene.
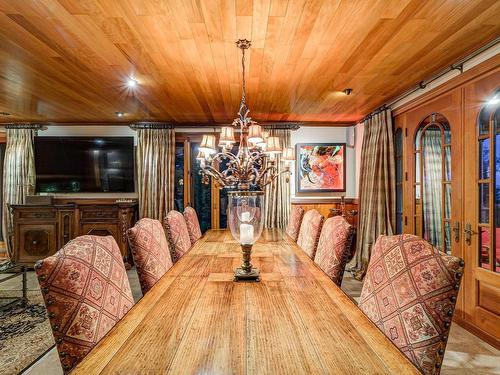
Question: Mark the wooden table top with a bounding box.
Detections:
[73,229,419,374]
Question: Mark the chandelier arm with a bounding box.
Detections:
[259,169,291,188]
[255,164,277,186]
[212,152,238,163]
[201,164,230,186]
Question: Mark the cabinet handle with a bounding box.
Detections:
[464,223,477,245]
[452,221,460,242]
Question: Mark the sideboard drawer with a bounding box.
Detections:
[18,210,56,220]
[80,207,119,221]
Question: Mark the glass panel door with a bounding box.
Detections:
[476,99,500,273]
[463,87,500,343]
[414,113,452,253]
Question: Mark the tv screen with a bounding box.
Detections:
[35,136,135,193]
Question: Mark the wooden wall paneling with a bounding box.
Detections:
[0,1,498,123]
[291,199,359,228]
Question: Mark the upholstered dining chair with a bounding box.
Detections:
[358,234,464,375]
[286,206,305,242]
[296,209,324,258]
[127,218,174,294]
[164,210,192,262]
[183,206,203,245]
[314,216,355,286]
[34,235,135,373]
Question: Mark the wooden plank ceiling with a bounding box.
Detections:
[0,0,498,124]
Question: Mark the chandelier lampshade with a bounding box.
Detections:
[256,131,269,149]
[264,136,282,154]
[282,147,295,161]
[196,150,206,160]
[248,124,263,144]
[219,126,236,144]
[199,134,217,154]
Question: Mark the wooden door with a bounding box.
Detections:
[463,84,500,346]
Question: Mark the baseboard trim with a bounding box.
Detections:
[453,317,500,350]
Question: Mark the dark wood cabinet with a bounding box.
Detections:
[10,199,137,267]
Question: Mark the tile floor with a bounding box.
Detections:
[2,270,497,374]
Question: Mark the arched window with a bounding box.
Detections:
[395,128,403,234]
[477,89,500,272]
[414,113,451,253]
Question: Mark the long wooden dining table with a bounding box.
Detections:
[73,229,419,374]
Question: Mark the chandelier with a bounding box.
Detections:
[197,39,295,191]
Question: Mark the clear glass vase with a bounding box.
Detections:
[227,191,264,281]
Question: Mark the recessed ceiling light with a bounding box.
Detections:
[487,94,499,105]
[115,111,125,117]
[342,88,353,96]
[127,78,138,88]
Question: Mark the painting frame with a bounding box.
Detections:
[295,143,347,193]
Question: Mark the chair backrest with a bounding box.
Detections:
[183,206,202,245]
[314,216,354,286]
[34,235,134,373]
[286,206,305,242]
[296,209,324,258]
[127,218,173,294]
[164,210,192,262]
[359,234,464,374]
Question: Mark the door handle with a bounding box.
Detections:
[452,221,460,242]
[464,223,477,245]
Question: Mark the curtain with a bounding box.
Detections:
[263,128,291,229]
[136,127,175,220]
[2,128,37,258]
[348,109,395,280]
[422,129,442,249]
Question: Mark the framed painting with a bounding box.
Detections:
[296,143,346,193]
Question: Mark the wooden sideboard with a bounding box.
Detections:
[291,198,359,227]
[10,199,137,267]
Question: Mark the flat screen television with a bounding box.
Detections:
[35,136,135,193]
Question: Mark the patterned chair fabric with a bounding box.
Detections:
[164,210,192,262]
[127,218,174,294]
[314,216,354,286]
[286,206,305,242]
[183,206,202,245]
[34,235,134,373]
[358,234,464,374]
[296,209,324,258]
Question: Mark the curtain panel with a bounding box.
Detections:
[2,128,37,257]
[263,128,291,229]
[136,128,175,220]
[422,130,443,249]
[348,109,396,280]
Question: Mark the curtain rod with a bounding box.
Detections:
[4,123,44,130]
[129,122,301,130]
[363,36,500,123]
[129,122,174,130]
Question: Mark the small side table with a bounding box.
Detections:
[0,263,27,311]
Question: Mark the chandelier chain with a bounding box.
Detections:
[241,46,246,106]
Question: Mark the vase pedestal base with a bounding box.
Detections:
[234,267,260,282]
